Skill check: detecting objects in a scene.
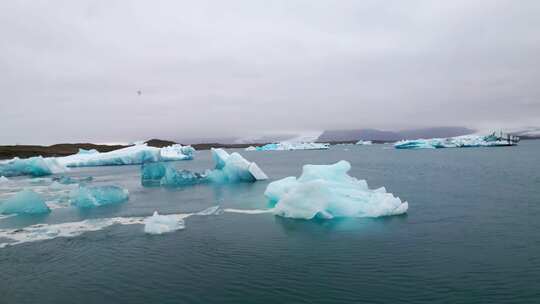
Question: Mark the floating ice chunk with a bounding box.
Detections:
[0,190,51,215]
[394,132,519,149]
[0,176,8,183]
[70,186,129,208]
[141,149,267,187]
[144,211,186,234]
[264,160,408,220]
[246,142,329,151]
[355,140,373,145]
[0,156,66,177]
[161,167,206,187]
[207,148,268,183]
[160,144,195,161]
[58,144,194,167]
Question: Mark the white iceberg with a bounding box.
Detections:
[144,211,186,234]
[58,144,194,167]
[265,160,408,220]
[394,132,519,149]
[0,176,9,183]
[245,142,330,151]
[355,140,373,145]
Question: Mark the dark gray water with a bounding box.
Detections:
[1,142,539,303]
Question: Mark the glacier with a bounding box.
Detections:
[58,143,194,167]
[144,211,186,234]
[0,189,51,215]
[141,148,267,187]
[264,160,408,220]
[245,142,330,151]
[70,185,129,208]
[0,156,66,177]
[394,132,519,149]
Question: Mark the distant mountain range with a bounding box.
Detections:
[317,127,475,142]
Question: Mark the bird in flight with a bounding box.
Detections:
[137,90,142,96]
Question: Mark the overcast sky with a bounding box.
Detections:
[1,0,539,144]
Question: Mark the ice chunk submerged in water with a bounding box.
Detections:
[0,156,66,177]
[70,186,129,208]
[394,132,519,149]
[141,148,267,187]
[245,142,329,151]
[265,160,408,220]
[144,211,186,234]
[0,190,51,215]
[58,144,194,167]
[52,175,93,185]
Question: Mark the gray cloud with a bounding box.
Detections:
[1,0,539,144]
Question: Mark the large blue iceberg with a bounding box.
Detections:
[0,190,51,215]
[70,186,129,208]
[264,160,408,220]
[141,148,267,187]
[394,132,519,149]
[59,144,195,167]
[246,142,329,151]
[0,156,65,177]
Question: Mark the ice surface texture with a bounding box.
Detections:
[264,160,408,220]
[70,186,129,208]
[0,190,50,214]
[245,142,329,151]
[394,134,517,149]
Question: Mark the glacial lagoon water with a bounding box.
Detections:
[0,141,539,303]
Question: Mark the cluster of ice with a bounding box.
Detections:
[264,160,408,220]
[0,156,66,177]
[70,185,129,208]
[355,140,373,145]
[141,148,267,186]
[0,190,51,215]
[144,211,186,234]
[394,133,519,149]
[58,144,194,167]
[246,142,330,151]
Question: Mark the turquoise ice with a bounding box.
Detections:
[141,148,267,187]
[265,160,408,220]
[70,186,129,208]
[0,156,65,177]
[0,190,51,215]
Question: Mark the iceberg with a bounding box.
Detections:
[264,160,408,220]
[0,176,8,183]
[245,142,330,151]
[394,132,519,149]
[0,190,51,215]
[57,143,194,167]
[206,148,268,183]
[355,140,373,145]
[144,211,186,234]
[70,185,129,208]
[141,148,267,187]
[77,148,99,154]
[0,156,66,177]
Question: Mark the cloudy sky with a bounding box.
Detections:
[1,0,539,144]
